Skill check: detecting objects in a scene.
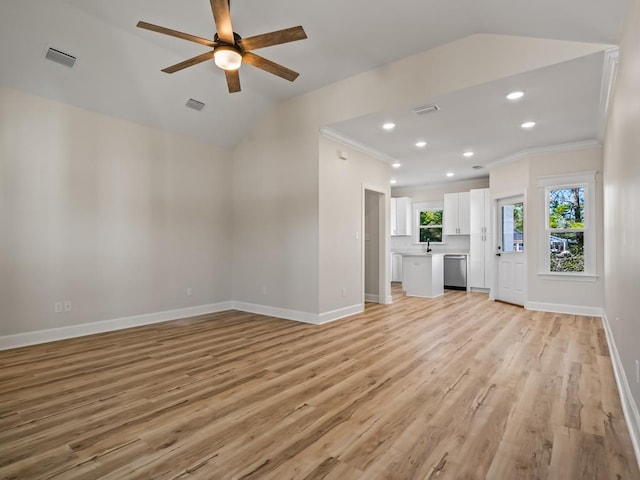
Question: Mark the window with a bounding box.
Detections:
[548,187,584,272]
[501,201,524,252]
[538,172,596,276]
[413,202,443,243]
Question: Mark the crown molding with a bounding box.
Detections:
[598,47,620,141]
[319,127,397,165]
[485,139,602,171]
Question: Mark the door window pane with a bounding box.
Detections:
[502,202,524,252]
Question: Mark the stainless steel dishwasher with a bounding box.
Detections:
[444,255,467,290]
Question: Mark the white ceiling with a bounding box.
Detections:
[326,52,606,187]
[0,0,627,184]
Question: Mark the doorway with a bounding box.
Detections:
[495,195,526,306]
[364,188,388,305]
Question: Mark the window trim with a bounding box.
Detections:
[413,201,444,244]
[537,171,597,277]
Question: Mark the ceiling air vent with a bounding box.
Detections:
[413,104,440,115]
[45,47,77,68]
[472,165,484,170]
[185,98,205,111]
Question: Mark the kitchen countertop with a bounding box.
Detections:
[392,250,469,256]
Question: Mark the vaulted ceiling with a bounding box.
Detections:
[0,0,627,185]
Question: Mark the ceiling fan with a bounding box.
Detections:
[137,0,307,93]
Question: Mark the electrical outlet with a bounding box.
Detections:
[341,288,346,297]
[54,302,63,313]
[63,300,72,312]
[636,360,639,384]
[186,287,193,297]
[261,286,268,296]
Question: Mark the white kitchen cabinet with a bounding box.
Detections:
[401,254,444,298]
[443,192,470,235]
[390,197,412,236]
[469,188,492,290]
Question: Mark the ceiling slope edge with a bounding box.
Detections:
[597,47,620,141]
[286,34,618,129]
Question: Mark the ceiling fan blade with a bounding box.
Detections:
[242,52,299,82]
[162,51,216,73]
[225,69,241,93]
[210,0,234,44]
[137,21,215,47]
[238,26,307,51]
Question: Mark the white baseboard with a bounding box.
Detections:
[0,299,369,350]
[317,304,363,325]
[231,301,320,325]
[602,314,640,471]
[0,301,234,351]
[234,301,363,326]
[526,301,603,317]
[385,294,393,304]
[364,294,379,303]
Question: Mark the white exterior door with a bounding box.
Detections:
[496,196,526,306]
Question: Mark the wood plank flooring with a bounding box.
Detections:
[1,286,639,479]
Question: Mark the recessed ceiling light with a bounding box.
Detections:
[446,172,455,177]
[415,140,427,148]
[463,151,474,158]
[392,162,401,168]
[506,91,524,101]
[390,179,397,184]
[521,121,536,129]
[382,122,396,130]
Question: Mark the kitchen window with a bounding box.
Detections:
[538,171,597,277]
[413,202,443,243]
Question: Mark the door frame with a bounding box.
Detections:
[362,184,391,305]
[490,192,527,305]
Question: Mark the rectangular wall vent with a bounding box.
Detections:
[185,98,205,111]
[413,104,440,115]
[45,47,77,68]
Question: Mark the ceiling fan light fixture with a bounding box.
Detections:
[214,46,242,71]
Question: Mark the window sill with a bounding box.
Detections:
[537,272,599,282]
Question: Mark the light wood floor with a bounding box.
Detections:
[1,286,639,480]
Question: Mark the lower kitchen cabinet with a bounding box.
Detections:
[391,253,403,282]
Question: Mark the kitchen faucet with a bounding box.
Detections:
[426,239,432,253]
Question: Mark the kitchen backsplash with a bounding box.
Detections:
[390,234,470,253]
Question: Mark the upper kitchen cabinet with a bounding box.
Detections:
[390,197,412,236]
[443,192,470,235]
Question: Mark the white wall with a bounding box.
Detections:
[0,86,232,337]
[318,137,390,313]
[231,103,320,314]
[603,0,640,455]
[527,146,604,311]
[489,146,604,313]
